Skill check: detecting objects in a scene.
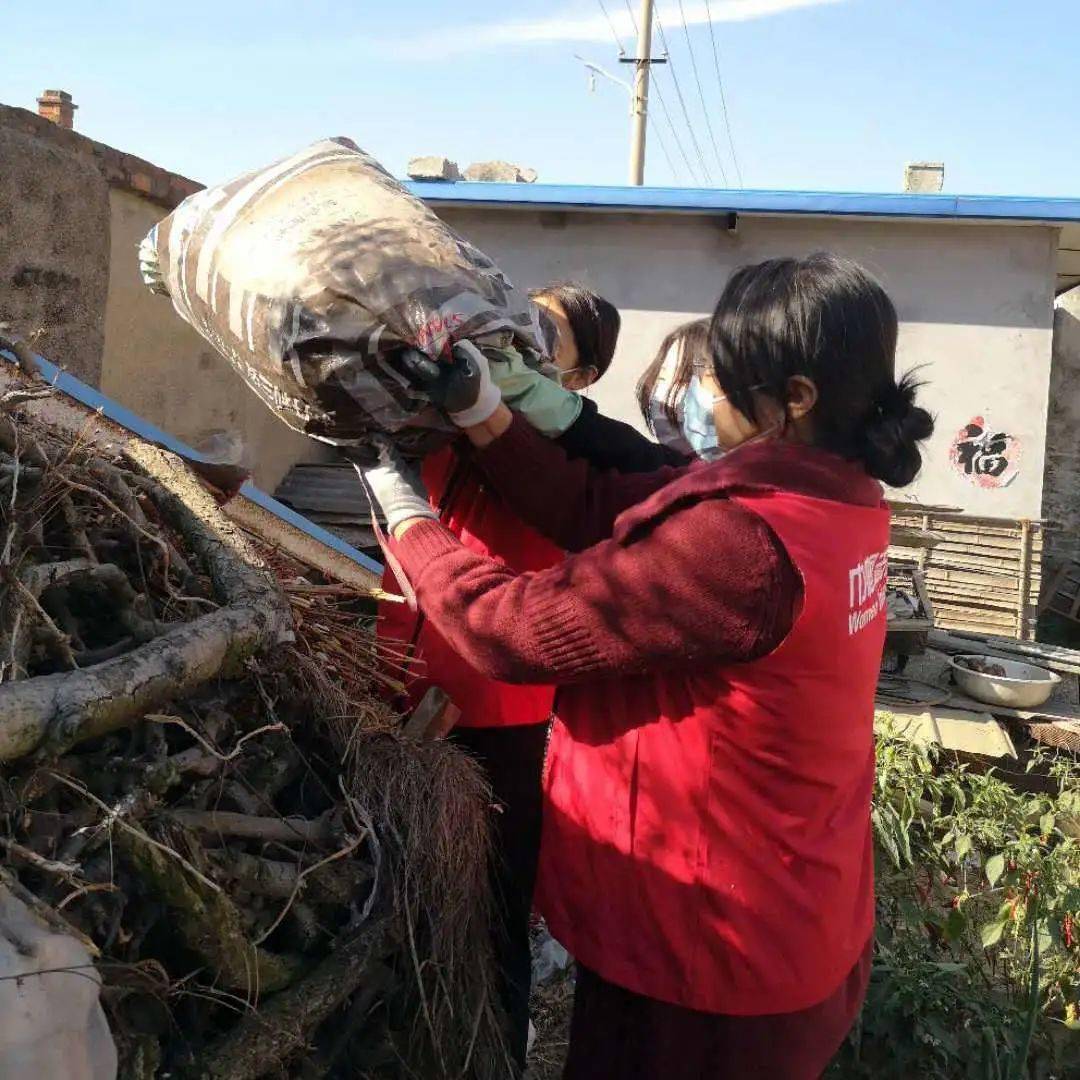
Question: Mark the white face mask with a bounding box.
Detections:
[648,341,694,455]
[555,365,599,391]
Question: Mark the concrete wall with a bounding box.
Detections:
[100,190,329,493]
[0,128,110,386]
[437,207,1057,519]
[1044,287,1080,559]
[0,102,325,495]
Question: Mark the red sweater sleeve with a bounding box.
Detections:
[390,497,799,686]
[473,413,688,552]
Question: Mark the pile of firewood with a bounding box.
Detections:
[0,356,509,1078]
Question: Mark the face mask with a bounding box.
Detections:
[555,365,598,391]
[681,375,726,461]
[647,342,694,455]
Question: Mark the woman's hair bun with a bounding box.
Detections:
[860,372,935,487]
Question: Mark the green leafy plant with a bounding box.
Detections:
[832,725,1080,1079]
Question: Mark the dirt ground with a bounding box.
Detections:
[524,967,574,1080]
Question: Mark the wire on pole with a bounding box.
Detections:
[651,7,713,184]
[597,0,627,55]
[703,0,744,186]
[676,0,729,186]
[620,0,705,184]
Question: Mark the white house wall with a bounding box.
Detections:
[436,208,1057,520]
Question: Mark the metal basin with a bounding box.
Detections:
[949,654,1061,709]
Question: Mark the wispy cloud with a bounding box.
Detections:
[388,0,846,58]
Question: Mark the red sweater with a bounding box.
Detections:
[377,444,561,727]
[391,415,822,681]
[391,419,887,1016]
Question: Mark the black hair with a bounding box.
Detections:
[636,318,709,435]
[530,283,621,380]
[708,253,934,487]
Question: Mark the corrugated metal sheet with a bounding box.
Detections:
[0,347,383,575]
[406,180,1080,293]
[405,180,1080,225]
[275,462,380,555]
[276,463,369,517]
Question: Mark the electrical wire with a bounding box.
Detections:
[652,8,714,184]
[593,0,681,182]
[596,0,626,55]
[647,113,680,183]
[676,0,729,186]
[621,0,703,184]
[703,0,744,186]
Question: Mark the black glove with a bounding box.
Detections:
[401,342,501,426]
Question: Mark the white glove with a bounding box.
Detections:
[354,439,437,533]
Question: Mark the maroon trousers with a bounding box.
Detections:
[562,940,872,1080]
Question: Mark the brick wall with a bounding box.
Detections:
[0,103,202,210]
[0,127,111,385]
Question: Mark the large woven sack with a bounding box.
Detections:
[141,137,550,461]
[0,883,117,1079]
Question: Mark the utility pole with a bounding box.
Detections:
[621,0,664,186]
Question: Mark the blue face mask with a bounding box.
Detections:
[681,375,725,461]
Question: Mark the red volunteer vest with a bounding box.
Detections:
[536,472,888,1016]
[377,444,561,728]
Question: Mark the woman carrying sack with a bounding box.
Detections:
[377,283,680,1069]
[362,254,933,1078]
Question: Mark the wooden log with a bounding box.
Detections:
[207,851,371,905]
[199,918,394,1080]
[0,441,293,761]
[115,828,303,995]
[167,810,335,846]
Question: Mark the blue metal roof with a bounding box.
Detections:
[404,180,1080,225]
[0,347,383,575]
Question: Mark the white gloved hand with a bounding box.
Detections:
[355,439,437,533]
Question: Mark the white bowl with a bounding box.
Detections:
[949,655,1061,709]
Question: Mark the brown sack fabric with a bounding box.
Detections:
[141,137,550,461]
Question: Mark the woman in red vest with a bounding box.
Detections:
[377,283,683,1068]
[365,253,934,1078]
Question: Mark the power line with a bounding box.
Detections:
[622,0,704,183]
[652,8,713,184]
[703,0,744,186]
[648,112,679,183]
[618,0,699,185]
[596,0,626,55]
[676,0,729,186]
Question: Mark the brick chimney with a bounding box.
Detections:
[37,89,77,130]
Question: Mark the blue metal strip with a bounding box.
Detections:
[405,180,1080,224]
[0,348,384,576]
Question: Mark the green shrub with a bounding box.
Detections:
[831,725,1080,1079]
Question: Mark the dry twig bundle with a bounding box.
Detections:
[0,363,509,1079]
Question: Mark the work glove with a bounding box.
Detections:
[352,438,436,534]
[485,345,584,437]
[402,341,502,428]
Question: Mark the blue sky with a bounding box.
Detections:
[2,0,1073,196]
